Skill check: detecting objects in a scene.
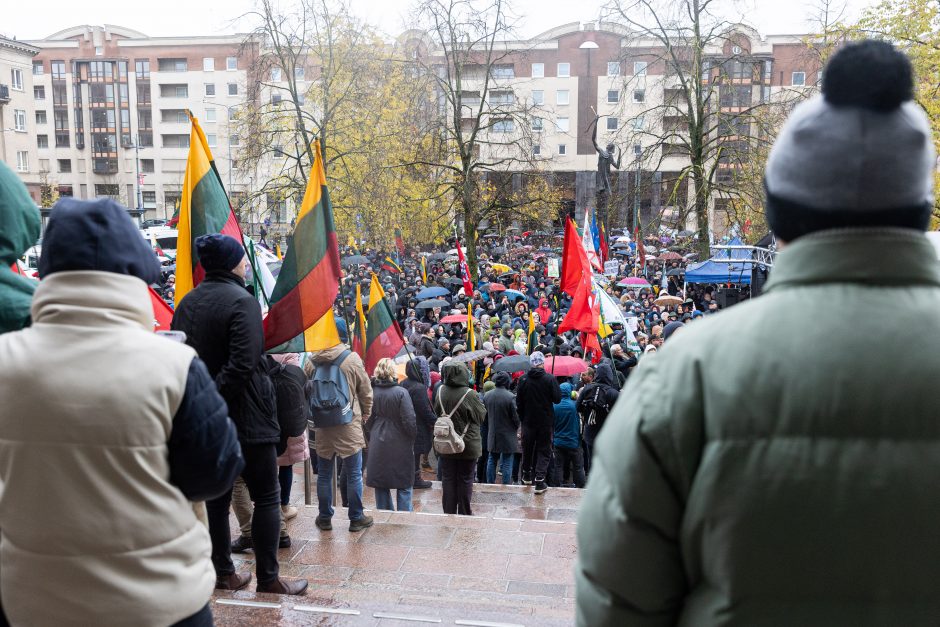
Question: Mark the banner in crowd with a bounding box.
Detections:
[365,273,405,374]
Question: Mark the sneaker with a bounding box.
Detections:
[534,481,548,494]
[279,535,292,549]
[314,516,332,531]
[349,515,374,532]
[281,505,299,521]
[413,479,433,489]
[230,535,253,554]
[521,471,533,486]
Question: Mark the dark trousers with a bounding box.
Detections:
[552,445,586,488]
[440,457,476,515]
[0,603,214,627]
[207,443,280,585]
[278,464,293,506]
[414,452,425,486]
[521,422,553,482]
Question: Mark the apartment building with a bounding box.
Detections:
[5,24,256,220]
[0,36,41,197]
[417,21,820,234]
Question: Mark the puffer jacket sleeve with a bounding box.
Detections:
[168,357,244,501]
[575,354,703,627]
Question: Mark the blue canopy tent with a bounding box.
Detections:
[684,237,752,284]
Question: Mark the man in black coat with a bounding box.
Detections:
[515,351,561,494]
[172,234,307,596]
[402,357,435,489]
[576,360,620,472]
[609,343,638,389]
[484,372,520,485]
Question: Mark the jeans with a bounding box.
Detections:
[0,603,214,626]
[440,457,476,515]
[231,475,288,539]
[278,465,293,506]
[486,451,515,485]
[552,445,586,488]
[317,450,364,521]
[207,443,280,585]
[374,487,413,511]
[521,423,554,482]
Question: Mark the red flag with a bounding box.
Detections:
[581,332,603,365]
[560,217,583,296]
[455,239,474,296]
[558,270,599,337]
[149,287,174,332]
[635,225,646,268]
[599,222,609,264]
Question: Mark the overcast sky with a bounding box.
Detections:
[5,0,872,41]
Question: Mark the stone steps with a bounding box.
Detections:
[212,480,581,626]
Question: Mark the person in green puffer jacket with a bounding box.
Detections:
[434,362,485,515]
[577,41,940,626]
[0,161,41,334]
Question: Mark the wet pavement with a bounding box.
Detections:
[212,469,580,625]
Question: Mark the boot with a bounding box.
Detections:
[230,535,253,554]
[349,515,374,532]
[257,577,309,595]
[215,572,252,591]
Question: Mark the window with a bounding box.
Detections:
[792,71,805,86]
[633,89,645,103]
[492,119,514,133]
[142,191,156,208]
[532,90,544,105]
[138,132,153,147]
[556,116,569,132]
[271,67,281,81]
[51,60,66,80]
[95,184,120,199]
[632,116,645,130]
[203,57,215,72]
[531,117,543,131]
[135,59,150,79]
[161,109,188,123]
[32,61,43,75]
[160,84,189,98]
[607,62,621,76]
[37,134,49,148]
[205,108,216,122]
[205,83,215,96]
[294,66,305,80]
[140,159,154,173]
[227,83,238,96]
[556,89,569,105]
[606,117,618,131]
[531,63,544,78]
[138,109,153,130]
[491,64,514,79]
[13,109,26,132]
[57,159,71,173]
[558,144,567,155]
[226,57,238,71]
[38,159,49,172]
[94,46,103,56]
[34,85,45,100]
[206,134,217,147]
[35,110,47,124]
[11,68,23,91]
[557,63,570,78]
[158,58,187,72]
[634,61,648,76]
[489,91,513,105]
[162,134,190,148]
[230,134,240,146]
[533,144,541,155]
[228,108,237,120]
[607,89,619,104]
[16,151,28,172]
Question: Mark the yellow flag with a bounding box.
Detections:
[354,283,367,357]
[275,242,283,261]
[467,301,475,351]
[302,310,341,351]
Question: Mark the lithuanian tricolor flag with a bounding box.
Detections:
[262,141,342,350]
[352,282,367,359]
[527,308,537,354]
[381,255,402,274]
[174,113,243,306]
[365,273,405,375]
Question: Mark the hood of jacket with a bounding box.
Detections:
[405,355,431,387]
[308,343,352,364]
[0,161,40,266]
[594,361,616,387]
[526,366,547,381]
[559,381,573,398]
[441,361,471,387]
[32,271,154,332]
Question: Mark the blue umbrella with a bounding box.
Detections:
[503,289,526,300]
[416,286,450,300]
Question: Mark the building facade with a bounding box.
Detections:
[0,36,41,197]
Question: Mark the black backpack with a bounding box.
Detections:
[580,385,611,427]
[266,356,308,441]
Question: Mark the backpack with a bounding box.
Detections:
[265,357,308,440]
[433,389,473,456]
[307,350,354,428]
[581,385,611,428]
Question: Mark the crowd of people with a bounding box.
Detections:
[1,39,937,627]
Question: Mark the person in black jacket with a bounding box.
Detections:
[402,357,435,489]
[484,372,520,485]
[515,351,561,494]
[576,360,620,474]
[172,233,308,597]
[609,343,638,389]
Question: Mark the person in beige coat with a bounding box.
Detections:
[308,343,374,532]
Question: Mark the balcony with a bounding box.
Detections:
[0,84,9,105]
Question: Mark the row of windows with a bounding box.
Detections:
[157,57,239,72]
[269,67,307,81]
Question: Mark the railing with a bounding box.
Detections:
[710,243,777,268]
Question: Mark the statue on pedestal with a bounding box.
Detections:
[590,116,622,229]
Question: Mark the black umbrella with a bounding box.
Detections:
[666,268,685,276]
[449,349,491,363]
[491,355,531,373]
[342,254,369,266]
[443,277,464,286]
[429,253,447,261]
[415,298,450,310]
